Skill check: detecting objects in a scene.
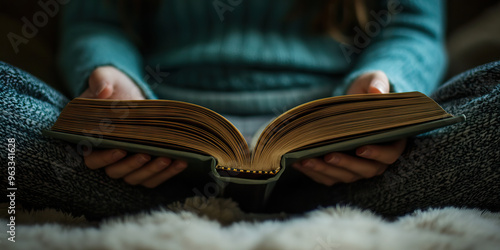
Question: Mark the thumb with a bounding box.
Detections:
[368,79,390,94]
[88,70,113,99]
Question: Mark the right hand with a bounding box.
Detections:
[80,67,188,187]
[293,71,404,186]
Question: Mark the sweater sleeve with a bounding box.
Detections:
[57,0,157,99]
[336,0,446,96]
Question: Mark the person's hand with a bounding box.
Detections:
[79,66,145,100]
[293,71,407,186]
[80,67,187,187]
[346,70,390,95]
[84,149,188,188]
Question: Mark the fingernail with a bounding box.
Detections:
[326,154,340,164]
[112,150,126,161]
[174,161,187,170]
[371,80,386,93]
[358,148,371,157]
[160,158,171,166]
[136,154,151,164]
[95,83,107,96]
[155,159,170,171]
[302,160,314,168]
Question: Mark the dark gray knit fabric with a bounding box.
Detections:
[1,61,499,219]
[0,62,197,219]
[268,61,500,217]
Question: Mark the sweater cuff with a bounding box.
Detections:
[341,62,408,95]
[339,42,445,96]
[58,24,157,99]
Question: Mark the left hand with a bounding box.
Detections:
[79,66,146,100]
[293,71,407,186]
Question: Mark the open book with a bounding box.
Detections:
[44,92,464,209]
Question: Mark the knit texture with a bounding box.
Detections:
[1,61,499,219]
[267,61,500,217]
[58,0,446,115]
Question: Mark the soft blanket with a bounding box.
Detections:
[1,197,500,250]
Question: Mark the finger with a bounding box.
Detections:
[88,68,113,99]
[104,153,151,179]
[123,157,172,185]
[120,85,145,100]
[367,79,390,94]
[84,149,127,169]
[355,139,407,165]
[141,160,188,188]
[79,88,94,98]
[302,158,364,183]
[323,153,387,179]
[293,162,341,186]
[346,79,368,95]
[367,71,390,94]
[300,158,364,183]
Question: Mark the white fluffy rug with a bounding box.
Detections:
[1,197,500,250]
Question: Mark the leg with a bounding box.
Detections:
[0,62,194,219]
[267,62,500,217]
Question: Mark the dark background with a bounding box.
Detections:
[1,0,499,96]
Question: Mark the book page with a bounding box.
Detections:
[51,98,252,169]
[250,92,453,171]
[50,93,458,175]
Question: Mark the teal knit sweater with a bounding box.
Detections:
[58,0,446,115]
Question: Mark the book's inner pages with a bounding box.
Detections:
[51,92,453,174]
[51,99,251,169]
[251,92,453,171]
